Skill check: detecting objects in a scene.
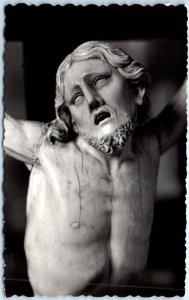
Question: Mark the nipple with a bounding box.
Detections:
[71,222,80,229]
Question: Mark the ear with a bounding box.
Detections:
[135,87,146,106]
[57,104,72,128]
[57,105,79,135]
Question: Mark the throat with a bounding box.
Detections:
[106,137,135,171]
[76,134,135,176]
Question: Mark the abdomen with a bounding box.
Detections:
[24,165,112,296]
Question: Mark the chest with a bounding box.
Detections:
[34,140,157,226]
[26,140,158,279]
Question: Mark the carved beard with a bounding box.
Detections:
[79,119,135,155]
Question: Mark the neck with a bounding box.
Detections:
[105,136,135,173]
[76,135,135,173]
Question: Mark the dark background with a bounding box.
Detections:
[4,4,187,297]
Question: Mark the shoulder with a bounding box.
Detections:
[37,133,79,162]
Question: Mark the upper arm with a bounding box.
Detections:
[151,80,187,154]
[4,114,46,165]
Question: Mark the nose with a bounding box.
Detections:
[89,96,104,112]
[82,82,104,112]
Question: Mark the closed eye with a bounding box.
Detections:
[93,75,110,87]
[72,92,84,105]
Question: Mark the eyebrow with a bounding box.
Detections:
[64,84,81,104]
[72,69,112,89]
[65,66,112,102]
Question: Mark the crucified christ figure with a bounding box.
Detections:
[4,41,186,296]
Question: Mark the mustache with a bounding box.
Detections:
[89,96,105,112]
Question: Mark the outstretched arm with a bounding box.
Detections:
[152,79,187,154]
[4,114,46,165]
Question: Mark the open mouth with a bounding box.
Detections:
[94,111,111,125]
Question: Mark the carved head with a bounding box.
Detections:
[49,41,151,151]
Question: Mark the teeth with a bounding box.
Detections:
[95,111,111,125]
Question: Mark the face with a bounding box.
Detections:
[63,58,137,153]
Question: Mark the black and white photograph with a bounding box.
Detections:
[3,4,187,297]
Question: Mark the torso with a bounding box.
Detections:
[24,126,160,296]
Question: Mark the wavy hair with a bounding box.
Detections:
[47,41,151,143]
